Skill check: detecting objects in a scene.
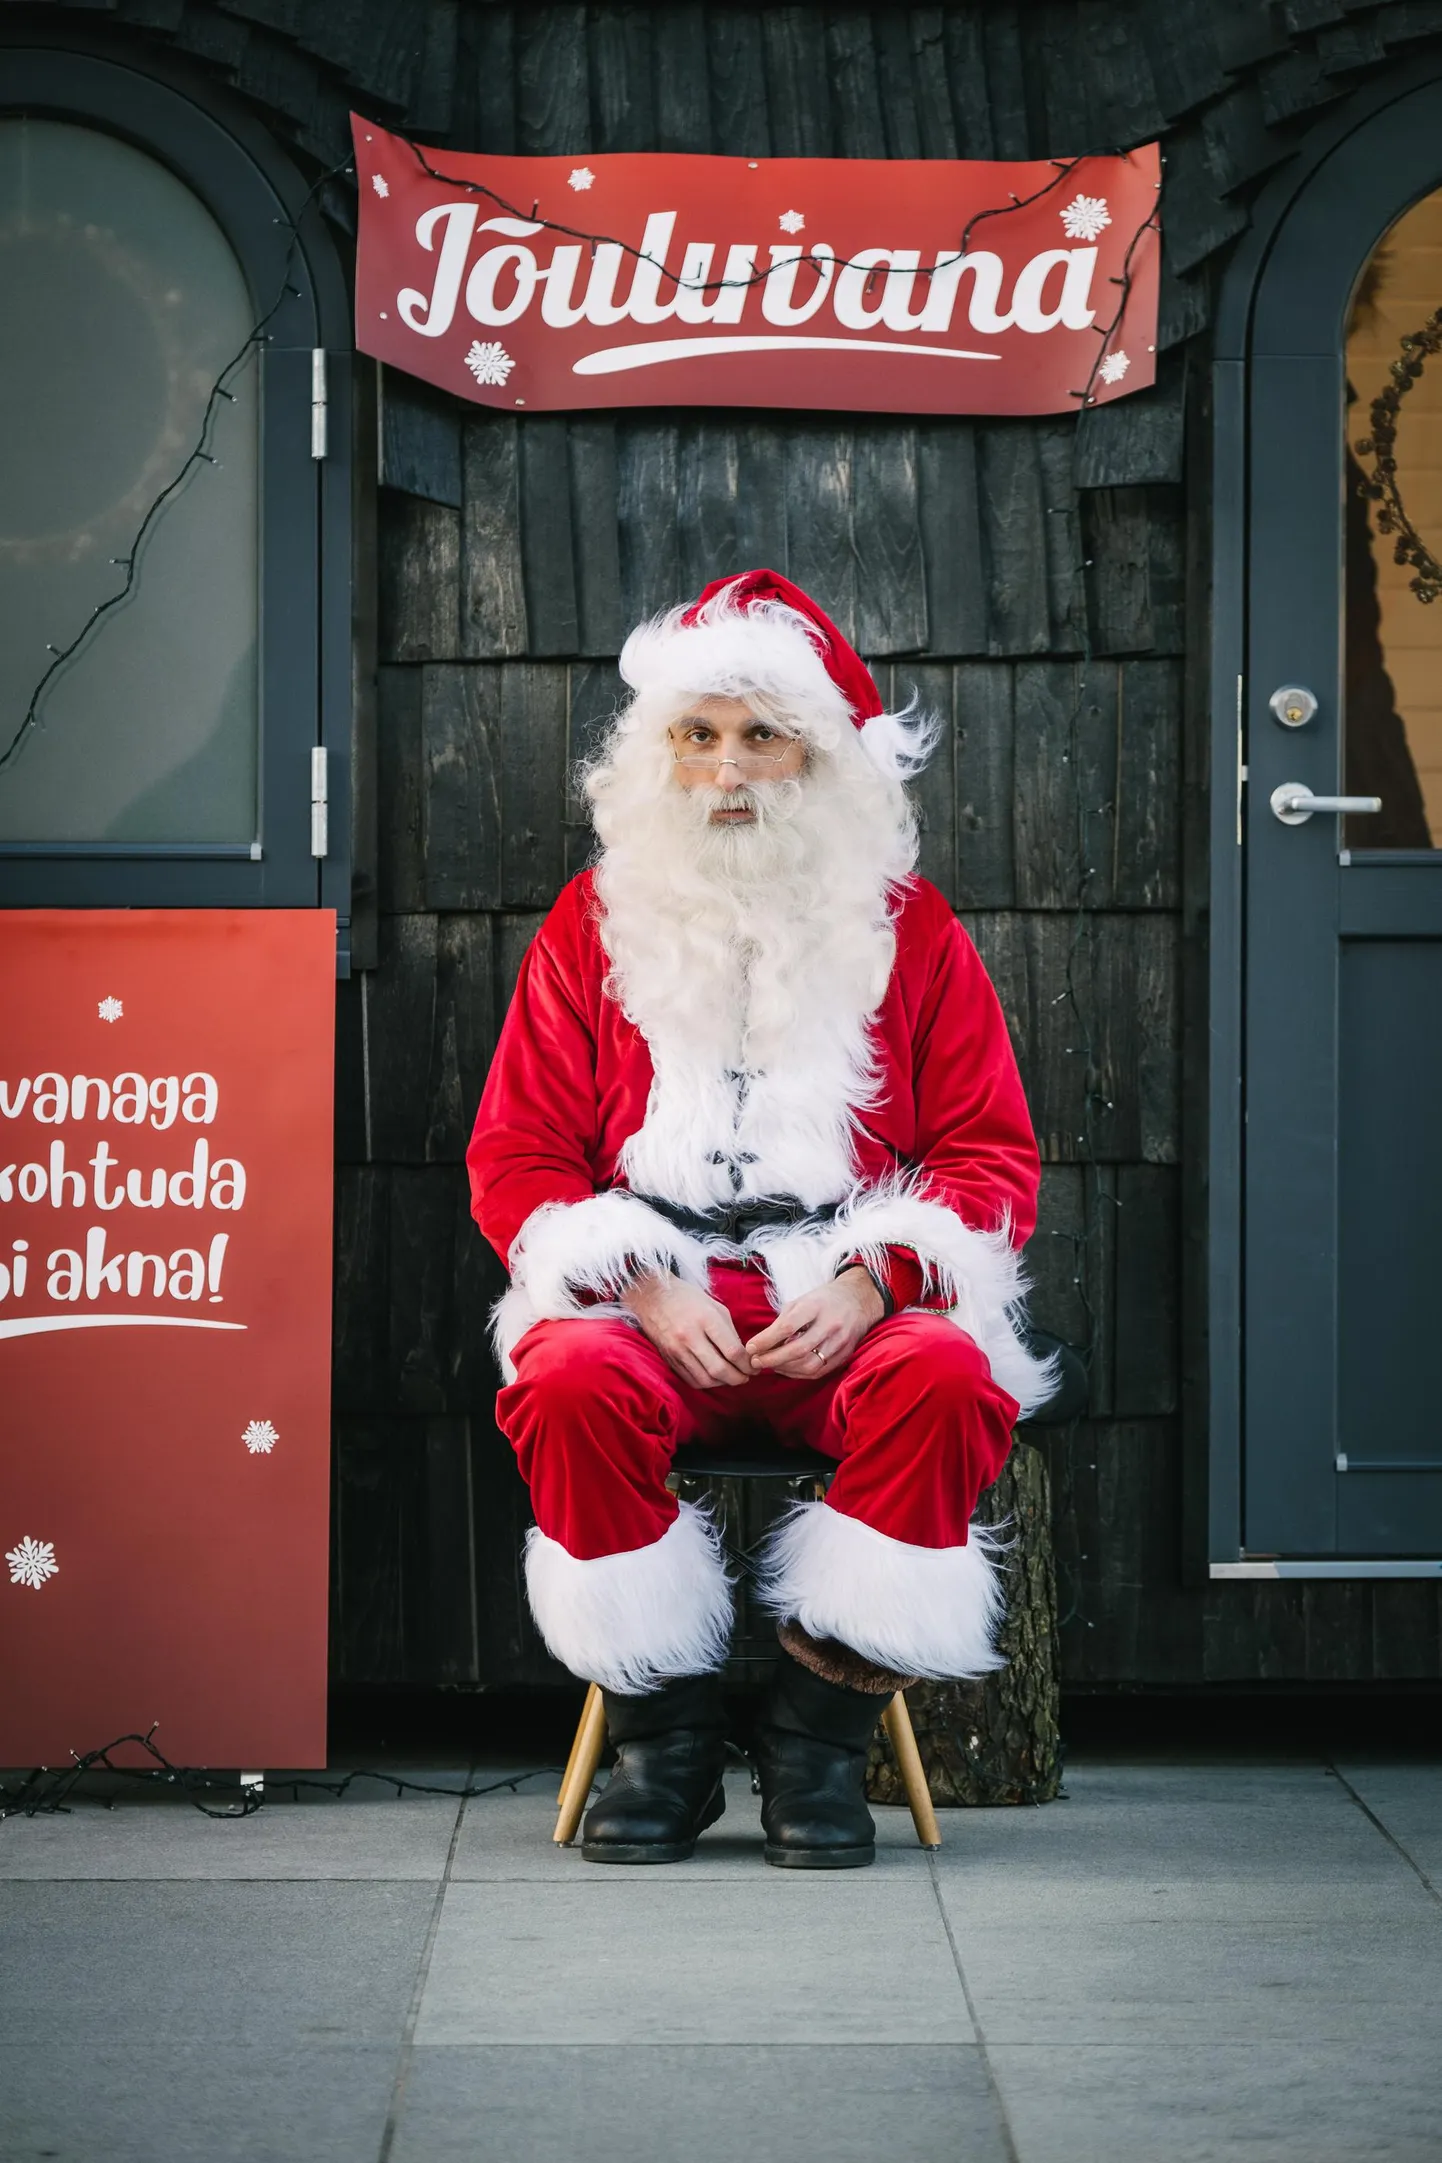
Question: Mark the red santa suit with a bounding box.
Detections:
[466,572,1051,1697]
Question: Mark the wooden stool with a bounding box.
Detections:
[552,1436,941,1851]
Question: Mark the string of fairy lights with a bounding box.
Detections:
[0,134,1162,1799]
[409,136,1097,295]
[0,135,1155,774]
[0,1725,557,1821]
[0,148,357,780]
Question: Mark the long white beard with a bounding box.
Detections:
[588,739,918,1213]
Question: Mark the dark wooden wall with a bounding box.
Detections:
[58,0,1442,1690]
[341,375,1196,1692]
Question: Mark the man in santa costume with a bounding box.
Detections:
[468,569,1050,1870]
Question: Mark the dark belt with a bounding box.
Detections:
[632,1190,842,1245]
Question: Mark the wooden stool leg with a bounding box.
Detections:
[553,1682,606,1846]
[556,1683,597,1804]
[882,1691,942,1851]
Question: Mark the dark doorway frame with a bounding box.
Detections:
[0,37,353,944]
[1208,54,1442,1582]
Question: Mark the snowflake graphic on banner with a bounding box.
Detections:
[1060,193,1111,242]
[7,1536,58,1590]
[371,173,390,198]
[242,1419,279,1455]
[778,209,806,234]
[568,167,595,191]
[465,340,516,389]
[1097,350,1131,385]
[97,996,123,1022]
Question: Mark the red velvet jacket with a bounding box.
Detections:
[467,871,1048,1409]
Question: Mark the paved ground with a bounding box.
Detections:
[1,1748,1440,2162]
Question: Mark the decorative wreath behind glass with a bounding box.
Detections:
[1354,307,1442,605]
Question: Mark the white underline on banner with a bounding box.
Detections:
[572,335,1004,376]
[0,1314,247,1342]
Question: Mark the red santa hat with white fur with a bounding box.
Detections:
[617,568,934,780]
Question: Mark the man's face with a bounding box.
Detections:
[667,695,806,826]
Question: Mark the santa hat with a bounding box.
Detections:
[617,569,934,781]
[681,569,883,726]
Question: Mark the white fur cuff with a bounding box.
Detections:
[754,1499,1006,1681]
[770,1183,1058,1419]
[493,1190,715,1379]
[523,1500,735,1695]
[508,1190,711,1315]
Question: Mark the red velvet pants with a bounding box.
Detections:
[497,1262,1019,1562]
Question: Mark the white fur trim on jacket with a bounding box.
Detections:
[755,1499,1006,1681]
[523,1500,735,1694]
[752,1179,1058,1419]
[491,1191,711,1380]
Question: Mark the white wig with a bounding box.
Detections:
[580,584,934,1209]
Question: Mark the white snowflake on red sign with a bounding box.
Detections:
[1097,349,1131,384]
[1060,193,1111,242]
[7,1535,58,1590]
[242,1419,280,1455]
[371,173,390,199]
[97,996,123,1023]
[568,167,595,192]
[465,340,516,388]
[778,209,806,234]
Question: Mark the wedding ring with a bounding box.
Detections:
[814,1346,826,1362]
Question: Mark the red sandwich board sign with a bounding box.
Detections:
[353,119,1160,418]
[0,912,334,1769]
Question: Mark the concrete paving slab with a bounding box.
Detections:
[930,1758,1432,1920]
[391,2044,1008,2163]
[0,2043,398,2163]
[416,1874,970,2046]
[937,1909,1442,2046]
[1333,1760,1442,1886]
[449,1768,927,1880]
[3,1751,1438,2163]
[987,2039,1442,2163]
[0,1791,463,1881]
[0,1881,434,2044]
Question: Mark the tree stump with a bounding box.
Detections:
[865,1438,1062,1807]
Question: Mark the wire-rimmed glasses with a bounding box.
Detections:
[670,744,800,776]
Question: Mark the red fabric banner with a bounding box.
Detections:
[352,118,1160,417]
[0,912,334,1769]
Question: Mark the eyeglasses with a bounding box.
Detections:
[670,746,799,775]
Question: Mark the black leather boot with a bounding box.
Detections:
[752,1646,889,1869]
[581,1674,728,1864]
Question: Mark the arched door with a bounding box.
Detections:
[0,46,351,929]
[1215,68,1442,1570]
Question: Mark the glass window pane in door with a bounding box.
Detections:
[0,118,258,845]
[1345,189,1442,851]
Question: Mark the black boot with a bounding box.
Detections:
[752,1646,889,1869]
[581,1674,728,1864]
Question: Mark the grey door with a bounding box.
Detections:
[1245,85,1442,1558]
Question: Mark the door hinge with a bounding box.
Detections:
[311,746,328,858]
[310,348,327,459]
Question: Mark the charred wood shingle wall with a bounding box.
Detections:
[357,383,1195,1689]
[50,0,1442,1689]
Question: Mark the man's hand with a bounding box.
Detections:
[745,1266,885,1379]
[620,1271,754,1388]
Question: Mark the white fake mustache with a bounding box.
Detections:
[675,777,807,831]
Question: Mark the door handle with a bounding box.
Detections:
[1270,782,1383,826]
